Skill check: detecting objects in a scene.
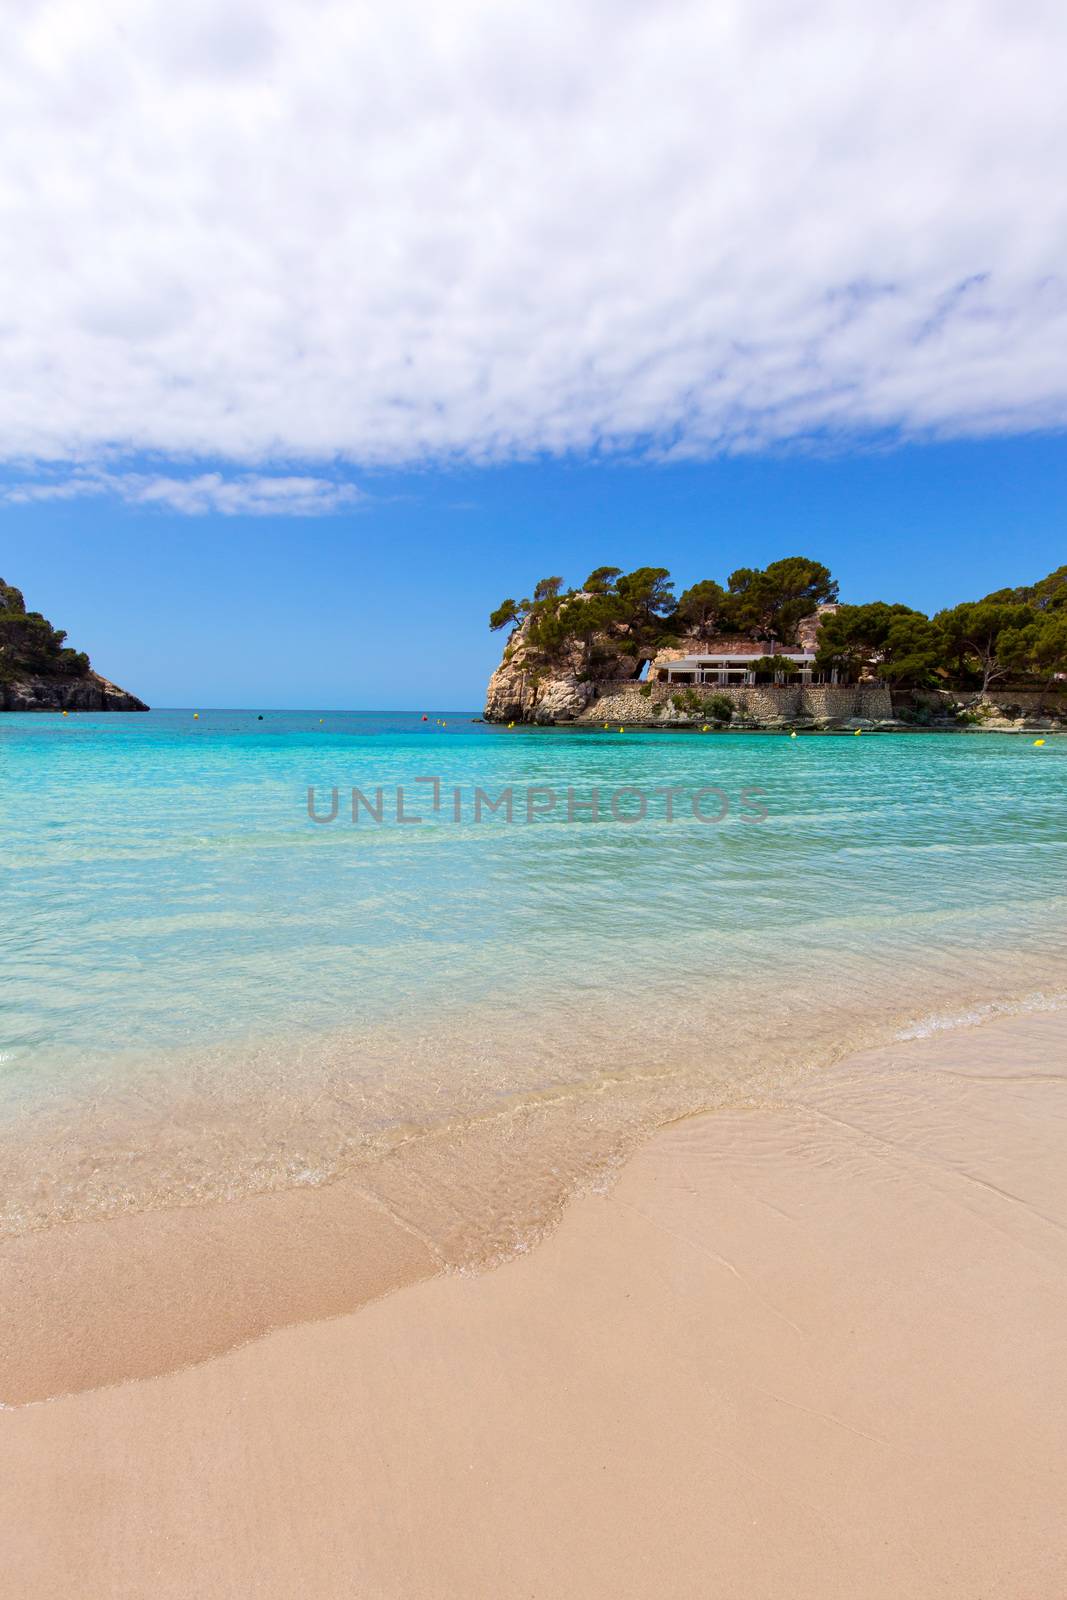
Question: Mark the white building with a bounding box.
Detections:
[655,648,837,686]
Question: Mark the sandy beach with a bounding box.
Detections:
[4,1005,1066,1599]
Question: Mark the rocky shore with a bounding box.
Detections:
[0,672,149,712]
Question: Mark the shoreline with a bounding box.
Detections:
[4,1005,1066,1596]
[5,706,1065,732]
[491,719,1064,732]
[6,957,1067,1404]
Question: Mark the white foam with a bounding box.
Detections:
[896,990,1067,1041]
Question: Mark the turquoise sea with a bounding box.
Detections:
[3,710,1066,1259]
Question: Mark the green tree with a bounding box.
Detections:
[1032,566,1067,613]
[557,591,617,650]
[934,600,1034,696]
[877,613,944,685]
[726,557,838,643]
[583,567,622,595]
[999,612,1067,708]
[815,603,942,686]
[704,693,734,724]
[614,568,675,633]
[525,592,571,656]
[675,579,728,639]
[489,597,527,632]
[748,654,802,680]
[984,564,1067,614]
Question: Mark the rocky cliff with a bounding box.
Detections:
[0,672,148,712]
[0,577,148,711]
[484,610,643,723]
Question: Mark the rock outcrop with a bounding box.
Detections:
[484,610,643,723]
[0,576,148,710]
[486,600,843,724]
[0,672,149,712]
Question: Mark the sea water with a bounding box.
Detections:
[2,710,1066,1261]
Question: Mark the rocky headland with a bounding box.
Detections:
[0,578,147,711]
[483,560,1067,730]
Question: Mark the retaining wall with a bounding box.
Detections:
[574,680,891,725]
[903,688,1067,721]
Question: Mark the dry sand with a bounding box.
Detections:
[3,1007,1066,1598]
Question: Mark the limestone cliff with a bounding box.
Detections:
[0,671,148,712]
[484,609,643,723]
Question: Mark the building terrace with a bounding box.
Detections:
[651,642,839,687]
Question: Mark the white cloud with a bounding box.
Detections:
[2,0,1066,470]
[0,470,363,515]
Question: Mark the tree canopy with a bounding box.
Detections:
[488,564,678,664]
[725,557,838,643]
[0,578,91,684]
[814,603,943,687]
[490,555,835,661]
[675,579,728,639]
[933,600,1035,694]
[748,654,805,679]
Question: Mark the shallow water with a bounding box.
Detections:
[2,710,1065,1260]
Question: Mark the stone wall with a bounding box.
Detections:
[902,688,1067,722]
[573,680,891,725]
[803,683,893,722]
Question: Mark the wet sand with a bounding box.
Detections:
[4,1008,1066,1598]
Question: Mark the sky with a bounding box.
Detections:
[1,0,1066,707]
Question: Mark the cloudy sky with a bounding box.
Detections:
[2,0,1065,701]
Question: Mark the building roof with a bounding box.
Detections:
[664,650,815,669]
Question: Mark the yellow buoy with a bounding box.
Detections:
[618,726,624,733]
[1034,738,1046,746]
[603,723,609,729]
[62,710,68,716]
[853,728,862,736]
[790,730,797,738]
[193,712,199,719]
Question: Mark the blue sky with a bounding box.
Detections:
[3,433,1064,709]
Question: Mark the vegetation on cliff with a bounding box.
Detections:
[815,570,1067,692]
[490,557,837,666]
[490,558,1067,696]
[0,578,90,683]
